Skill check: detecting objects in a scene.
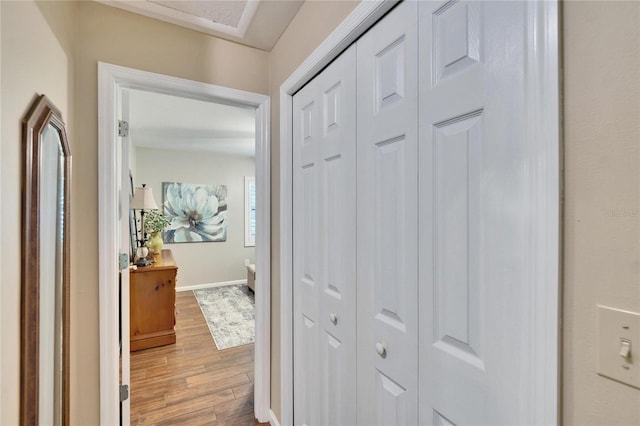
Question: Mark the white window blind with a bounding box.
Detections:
[245,176,256,247]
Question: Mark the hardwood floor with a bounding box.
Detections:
[130,291,266,425]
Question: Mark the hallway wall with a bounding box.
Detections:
[0,2,76,424]
[563,1,640,424]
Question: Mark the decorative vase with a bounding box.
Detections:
[148,232,163,255]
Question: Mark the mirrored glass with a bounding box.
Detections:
[38,123,65,426]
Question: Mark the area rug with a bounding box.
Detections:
[193,284,255,350]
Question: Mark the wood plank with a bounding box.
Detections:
[156,407,217,426]
[130,291,266,425]
[130,332,176,351]
[232,383,254,399]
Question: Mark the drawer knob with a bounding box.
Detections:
[329,313,338,325]
[376,342,387,358]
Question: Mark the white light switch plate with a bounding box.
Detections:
[597,305,640,388]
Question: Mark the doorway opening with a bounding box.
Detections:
[127,87,260,423]
[98,63,271,425]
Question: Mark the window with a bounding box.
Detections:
[245,176,256,247]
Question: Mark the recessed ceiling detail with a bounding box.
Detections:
[96,0,303,51]
[149,0,248,28]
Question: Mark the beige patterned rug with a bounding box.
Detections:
[193,285,255,350]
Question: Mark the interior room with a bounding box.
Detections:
[1,1,639,425]
[125,88,260,423]
[127,88,257,289]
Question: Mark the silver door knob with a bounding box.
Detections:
[376,342,387,358]
[329,313,338,325]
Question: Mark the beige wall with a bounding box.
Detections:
[268,0,360,420]
[0,1,76,424]
[135,147,255,287]
[563,1,640,424]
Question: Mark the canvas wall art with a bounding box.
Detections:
[162,182,227,243]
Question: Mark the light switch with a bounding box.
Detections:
[619,339,631,359]
[597,305,640,388]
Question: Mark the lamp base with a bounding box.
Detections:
[135,246,150,267]
[135,257,152,267]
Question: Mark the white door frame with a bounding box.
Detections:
[98,63,271,425]
[279,1,561,424]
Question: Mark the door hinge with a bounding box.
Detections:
[119,384,129,402]
[118,120,129,137]
[119,253,129,271]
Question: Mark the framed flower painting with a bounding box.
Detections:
[162,182,227,243]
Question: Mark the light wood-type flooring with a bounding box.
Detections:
[130,291,266,425]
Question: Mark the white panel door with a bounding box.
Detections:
[293,44,357,426]
[119,88,131,425]
[356,2,419,424]
[418,1,534,424]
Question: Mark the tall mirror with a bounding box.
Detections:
[21,95,71,426]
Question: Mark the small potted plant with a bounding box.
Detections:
[144,210,171,256]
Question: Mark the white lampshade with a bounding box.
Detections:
[130,184,158,210]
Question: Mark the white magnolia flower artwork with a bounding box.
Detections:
[162,182,227,243]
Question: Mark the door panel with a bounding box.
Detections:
[293,44,357,426]
[293,80,320,425]
[433,111,485,370]
[418,1,531,424]
[356,2,419,424]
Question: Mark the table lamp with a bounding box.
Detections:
[130,184,159,267]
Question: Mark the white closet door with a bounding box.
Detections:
[356,1,419,424]
[418,1,533,424]
[293,44,357,426]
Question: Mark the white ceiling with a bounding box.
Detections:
[96,0,304,51]
[128,88,256,157]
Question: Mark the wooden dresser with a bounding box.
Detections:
[130,249,178,351]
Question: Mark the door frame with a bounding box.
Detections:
[98,63,271,425]
[279,1,561,424]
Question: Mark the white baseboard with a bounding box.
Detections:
[269,409,281,426]
[175,279,247,292]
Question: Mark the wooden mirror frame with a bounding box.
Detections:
[21,95,71,426]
